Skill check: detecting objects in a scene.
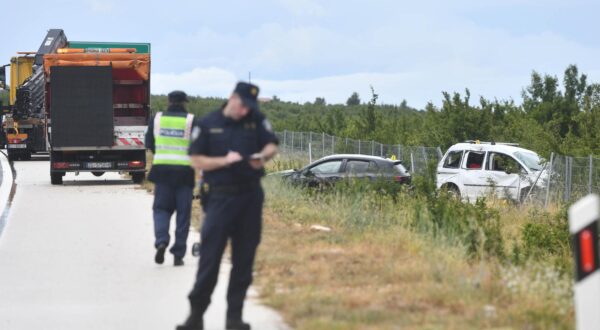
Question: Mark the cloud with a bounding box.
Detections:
[277,0,325,17]
[88,0,114,13]
[141,1,600,108]
[152,67,238,97]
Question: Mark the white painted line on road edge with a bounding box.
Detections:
[0,151,15,236]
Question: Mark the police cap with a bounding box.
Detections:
[233,82,260,111]
[168,90,189,103]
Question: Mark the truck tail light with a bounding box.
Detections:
[128,161,145,168]
[52,162,70,169]
[52,162,80,169]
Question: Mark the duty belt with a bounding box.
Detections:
[205,181,260,194]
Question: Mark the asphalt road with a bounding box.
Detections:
[0,155,288,330]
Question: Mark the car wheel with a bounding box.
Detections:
[443,184,461,200]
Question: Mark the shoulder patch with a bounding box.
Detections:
[262,119,273,132]
[191,126,201,141]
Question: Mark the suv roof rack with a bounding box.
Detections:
[464,140,520,147]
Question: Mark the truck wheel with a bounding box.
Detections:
[51,173,64,185]
[92,171,105,177]
[131,172,145,184]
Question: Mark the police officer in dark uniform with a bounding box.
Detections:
[177,82,278,330]
[145,91,196,266]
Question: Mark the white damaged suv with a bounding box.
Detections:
[436,141,546,202]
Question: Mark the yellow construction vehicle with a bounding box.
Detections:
[3,55,36,159]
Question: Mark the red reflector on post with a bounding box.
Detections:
[580,230,595,273]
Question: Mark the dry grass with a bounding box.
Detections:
[253,177,574,330]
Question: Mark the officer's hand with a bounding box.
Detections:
[225,151,243,166]
[248,153,265,170]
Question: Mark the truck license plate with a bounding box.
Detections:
[8,144,27,149]
[85,162,113,169]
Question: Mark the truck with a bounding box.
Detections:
[42,31,150,184]
[2,30,68,161]
[1,29,150,184]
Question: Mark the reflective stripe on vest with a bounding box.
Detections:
[153,112,195,166]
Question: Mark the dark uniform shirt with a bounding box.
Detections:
[145,104,197,187]
[188,105,278,186]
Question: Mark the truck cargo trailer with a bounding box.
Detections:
[43,43,150,185]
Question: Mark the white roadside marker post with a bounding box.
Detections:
[569,194,600,330]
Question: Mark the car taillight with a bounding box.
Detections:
[394,176,408,183]
[128,161,145,168]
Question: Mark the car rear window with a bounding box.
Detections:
[346,160,370,173]
[465,151,485,169]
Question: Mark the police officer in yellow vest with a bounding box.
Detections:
[145,91,196,266]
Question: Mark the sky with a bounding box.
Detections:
[2,0,600,108]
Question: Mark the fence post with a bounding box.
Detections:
[437,147,443,159]
[565,156,572,202]
[380,144,383,157]
[309,143,312,164]
[590,155,594,195]
[422,147,428,164]
[398,145,401,160]
[371,141,375,156]
[283,130,287,151]
[332,135,335,154]
[345,137,348,152]
[322,132,325,157]
[290,131,294,153]
[410,152,415,173]
[544,152,554,208]
[300,132,303,151]
[358,140,361,154]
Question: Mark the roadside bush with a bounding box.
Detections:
[411,162,505,260]
[515,207,572,273]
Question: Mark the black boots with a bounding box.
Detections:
[176,310,204,330]
[155,243,167,264]
[174,257,184,266]
[225,319,251,330]
[175,318,250,330]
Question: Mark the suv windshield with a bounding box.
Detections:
[513,151,543,171]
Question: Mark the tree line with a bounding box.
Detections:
[155,64,600,158]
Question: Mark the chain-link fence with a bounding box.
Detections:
[275,131,598,206]
[275,130,442,175]
[534,153,600,207]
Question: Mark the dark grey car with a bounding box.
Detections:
[281,154,411,188]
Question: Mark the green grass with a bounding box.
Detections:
[254,171,575,329]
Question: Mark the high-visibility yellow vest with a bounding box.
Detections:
[152,112,194,166]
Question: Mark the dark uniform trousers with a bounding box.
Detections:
[188,185,264,320]
[153,183,193,258]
